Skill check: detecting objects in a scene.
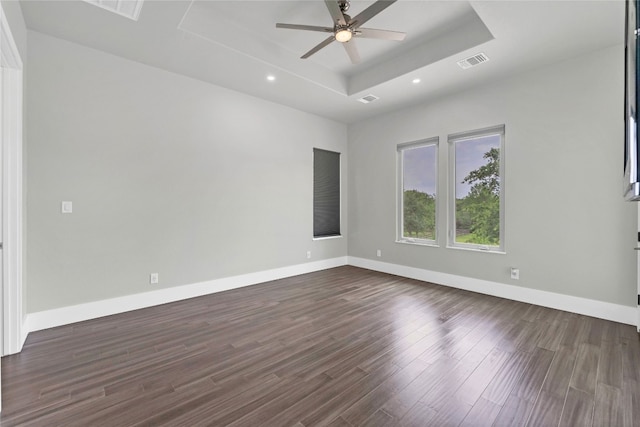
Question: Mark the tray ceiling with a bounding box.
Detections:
[20,1,624,123]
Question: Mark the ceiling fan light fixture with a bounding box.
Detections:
[275,0,406,63]
[335,28,353,43]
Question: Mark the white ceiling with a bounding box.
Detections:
[20,0,624,124]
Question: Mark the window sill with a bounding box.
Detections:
[313,235,343,241]
[396,239,439,248]
[446,245,506,255]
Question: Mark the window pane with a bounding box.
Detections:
[313,148,340,238]
[402,144,437,241]
[454,134,501,246]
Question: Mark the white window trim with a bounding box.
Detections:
[447,125,505,253]
[396,137,439,246]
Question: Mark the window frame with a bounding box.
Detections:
[447,125,505,253]
[396,137,439,246]
[313,148,342,239]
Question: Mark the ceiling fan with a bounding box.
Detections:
[275,0,406,64]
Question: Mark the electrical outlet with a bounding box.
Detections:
[376,249,382,257]
[150,273,159,284]
[510,268,520,280]
[306,251,311,259]
[61,201,73,214]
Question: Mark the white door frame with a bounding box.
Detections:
[0,4,25,357]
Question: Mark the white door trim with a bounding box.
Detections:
[0,4,25,356]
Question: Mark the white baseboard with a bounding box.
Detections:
[25,257,348,333]
[20,316,28,348]
[348,256,637,326]
[24,254,636,338]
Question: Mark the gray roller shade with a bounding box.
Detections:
[313,148,340,238]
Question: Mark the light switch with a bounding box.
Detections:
[61,201,73,214]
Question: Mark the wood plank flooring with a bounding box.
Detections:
[1,266,639,426]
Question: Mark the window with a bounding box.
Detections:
[448,125,505,251]
[313,148,341,238]
[397,138,438,244]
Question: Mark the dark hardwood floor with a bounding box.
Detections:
[1,266,639,426]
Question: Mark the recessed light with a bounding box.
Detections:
[266,75,276,82]
[412,78,421,84]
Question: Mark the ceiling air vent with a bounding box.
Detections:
[357,94,380,104]
[457,53,490,70]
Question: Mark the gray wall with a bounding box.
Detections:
[348,44,637,307]
[26,31,347,312]
[24,28,637,314]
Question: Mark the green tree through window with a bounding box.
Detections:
[403,189,436,239]
[457,147,500,245]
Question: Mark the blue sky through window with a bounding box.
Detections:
[455,134,500,197]
[402,135,500,197]
[403,144,436,195]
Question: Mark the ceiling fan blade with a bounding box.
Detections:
[357,27,406,41]
[342,40,361,64]
[325,0,347,26]
[276,23,333,33]
[349,0,397,28]
[301,36,335,59]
